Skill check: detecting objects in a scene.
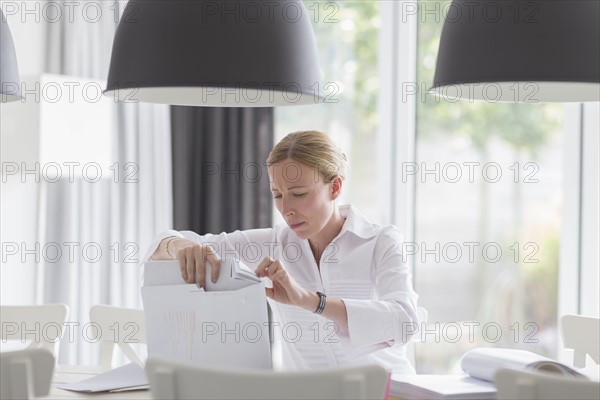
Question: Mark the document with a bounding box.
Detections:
[460,347,591,382]
[143,258,260,291]
[142,259,272,370]
[56,363,149,393]
[390,374,496,400]
[391,346,593,399]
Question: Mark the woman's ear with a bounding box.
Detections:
[330,176,343,200]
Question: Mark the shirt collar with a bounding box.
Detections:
[338,204,378,239]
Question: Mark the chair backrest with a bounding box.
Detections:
[0,348,55,400]
[89,304,146,369]
[495,368,600,400]
[561,314,600,368]
[0,304,69,355]
[145,357,389,400]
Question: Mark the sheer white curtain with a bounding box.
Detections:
[40,0,172,365]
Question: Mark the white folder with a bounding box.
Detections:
[141,260,272,370]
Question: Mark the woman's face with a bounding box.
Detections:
[268,158,337,240]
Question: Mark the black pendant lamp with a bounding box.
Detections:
[104,0,324,107]
[430,0,600,103]
[1,9,23,103]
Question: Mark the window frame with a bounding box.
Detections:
[378,0,418,248]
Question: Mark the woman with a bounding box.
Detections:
[147,130,418,373]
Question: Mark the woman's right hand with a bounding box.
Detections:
[168,238,221,288]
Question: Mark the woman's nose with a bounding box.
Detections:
[282,198,294,216]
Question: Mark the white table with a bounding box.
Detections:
[46,365,151,399]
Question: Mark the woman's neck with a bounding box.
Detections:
[308,207,346,262]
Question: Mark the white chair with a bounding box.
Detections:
[145,357,389,400]
[89,304,146,369]
[495,368,600,400]
[0,348,55,399]
[0,304,69,355]
[561,314,600,368]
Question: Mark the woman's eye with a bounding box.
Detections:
[273,194,305,199]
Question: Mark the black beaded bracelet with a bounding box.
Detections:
[314,291,327,314]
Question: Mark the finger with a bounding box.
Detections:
[186,248,195,284]
[179,252,187,282]
[267,260,282,278]
[270,268,286,283]
[194,246,203,286]
[255,257,273,277]
[205,246,221,283]
[196,248,207,289]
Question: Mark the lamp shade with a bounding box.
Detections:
[1,9,23,103]
[430,0,600,102]
[104,0,324,107]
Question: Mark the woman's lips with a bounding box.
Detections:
[290,222,304,229]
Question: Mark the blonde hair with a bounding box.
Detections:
[266,130,347,183]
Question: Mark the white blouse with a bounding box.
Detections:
[145,204,419,374]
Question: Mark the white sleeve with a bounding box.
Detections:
[343,227,419,347]
[143,228,277,269]
[143,229,184,261]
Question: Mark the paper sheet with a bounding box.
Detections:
[56,363,149,393]
[390,374,496,399]
[144,258,260,291]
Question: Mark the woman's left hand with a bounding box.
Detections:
[255,257,314,308]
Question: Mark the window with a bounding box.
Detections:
[275,1,384,223]
[414,1,565,373]
[273,0,595,374]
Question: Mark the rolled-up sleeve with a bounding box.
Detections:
[143,229,183,261]
[343,227,418,348]
[144,228,276,269]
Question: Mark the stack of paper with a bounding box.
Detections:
[141,259,272,370]
[390,374,496,400]
[57,363,149,393]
